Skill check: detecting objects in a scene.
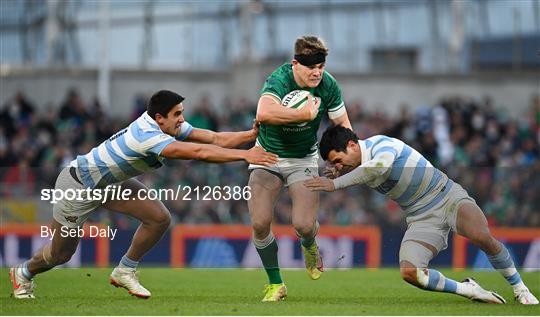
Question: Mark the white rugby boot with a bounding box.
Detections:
[110,267,151,299]
[461,278,506,304]
[9,267,35,299]
[514,288,539,305]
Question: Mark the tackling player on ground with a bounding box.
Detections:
[304,125,538,305]
[249,35,352,301]
[9,90,278,299]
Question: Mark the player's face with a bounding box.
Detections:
[157,103,185,136]
[292,60,325,88]
[327,141,361,175]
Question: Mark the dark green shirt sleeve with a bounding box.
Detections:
[324,72,345,112]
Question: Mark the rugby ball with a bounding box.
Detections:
[281,90,312,110]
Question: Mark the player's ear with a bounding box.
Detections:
[347,140,359,152]
[155,113,165,125]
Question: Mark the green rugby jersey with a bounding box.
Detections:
[258,63,345,158]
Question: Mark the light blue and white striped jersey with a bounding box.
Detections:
[357,135,453,217]
[70,111,193,189]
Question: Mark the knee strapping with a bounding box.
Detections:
[399,240,433,269]
[416,268,430,288]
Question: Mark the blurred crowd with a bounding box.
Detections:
[1,89,539,229]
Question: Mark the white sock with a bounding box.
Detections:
[455,281,474,297]
[512,281,528,293]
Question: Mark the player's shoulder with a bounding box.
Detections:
[322,69,337,82]
[267,63,293,84]
[366,134,393,142]
[365,135,399,147]
[266,63,292,80]
[129,112,166,141]
[261,63,294,98]
[314,70,340,98]
[365,135,404,158]
[321,69,339,87]
[132,112,160,132]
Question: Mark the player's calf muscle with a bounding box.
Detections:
[469,234,501,255]
[48,250,74,265]
[146,209,171,227]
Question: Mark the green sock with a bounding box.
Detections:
[255,239,283,284]
[265,268,282,285]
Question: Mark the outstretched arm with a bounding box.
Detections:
[332,151,394,189]
[160,141,278,166]
[185,124,258,148]
[304,151,395,192]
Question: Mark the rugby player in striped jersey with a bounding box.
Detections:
[305,125,538,305]
[9,90,277,299]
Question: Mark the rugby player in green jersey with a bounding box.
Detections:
[248,36,352,301]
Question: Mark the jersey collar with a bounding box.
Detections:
[358,140,369,166]
[142,111,160,129]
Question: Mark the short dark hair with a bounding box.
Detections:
[147,90,184,119]
[319,125,359,160]
[294,35,329,55]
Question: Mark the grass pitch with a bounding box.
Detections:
[1,268,538,315]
